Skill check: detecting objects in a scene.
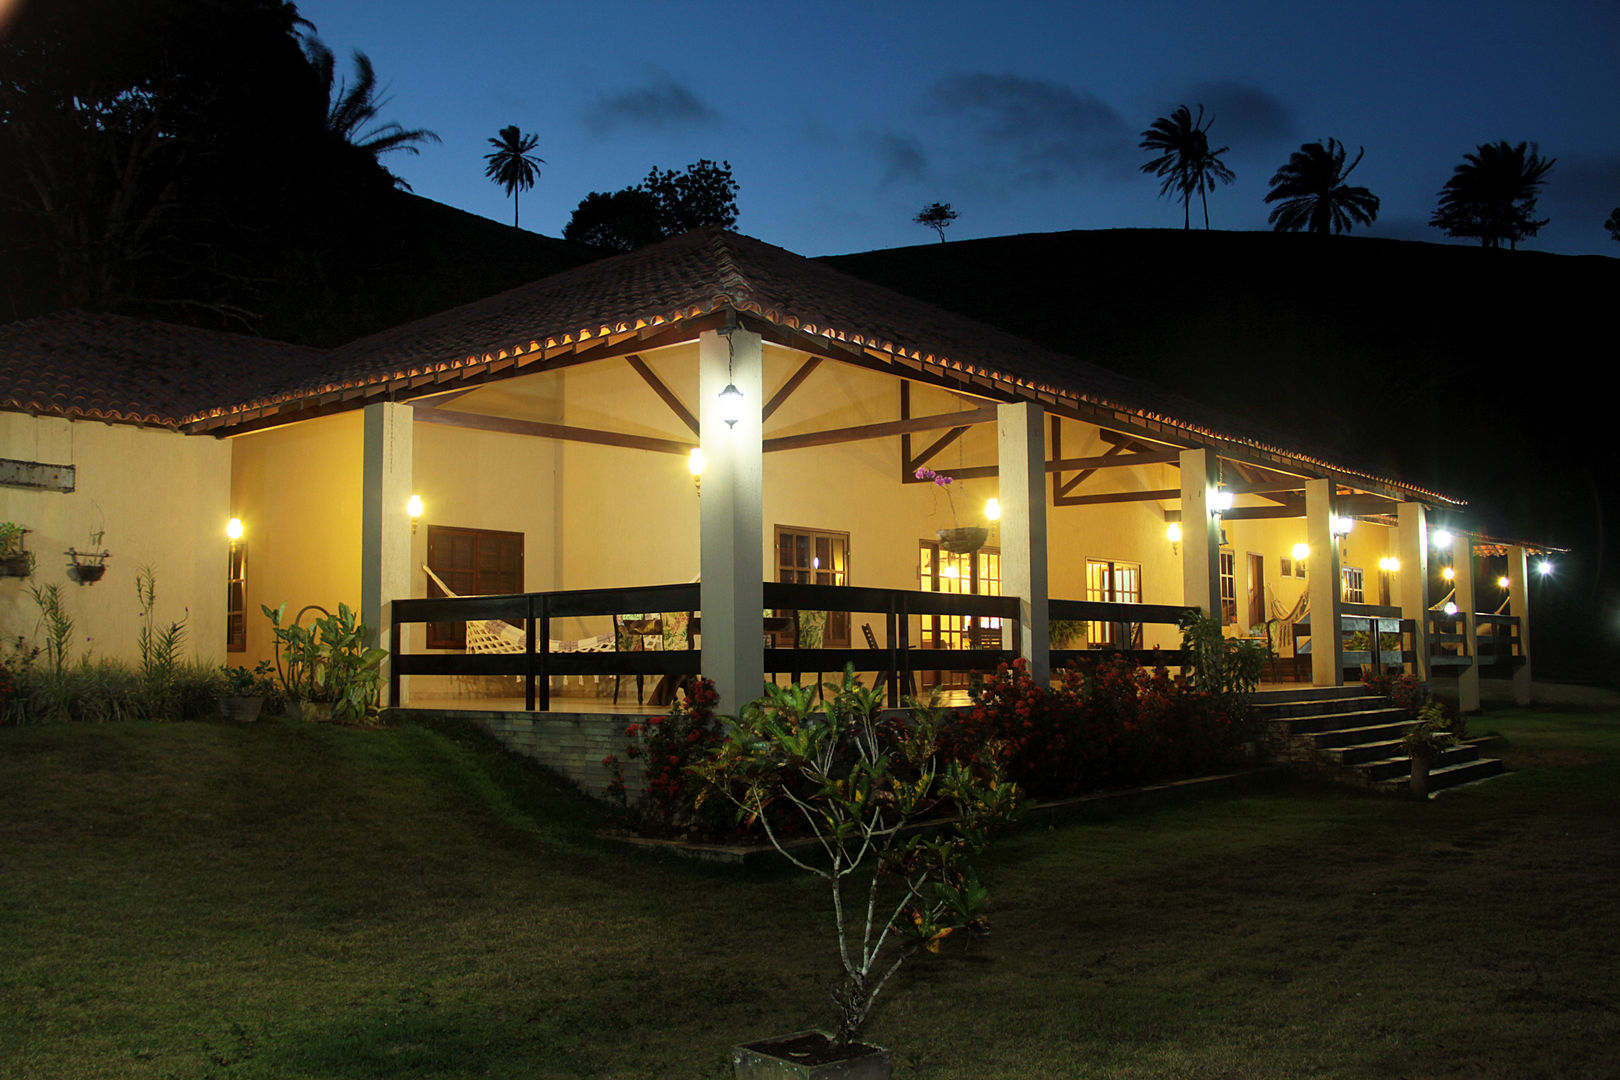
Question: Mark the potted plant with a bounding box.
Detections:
[262,603,386,724]
[0,523,34,578]
[913,466,987,554]
[65,530,111,584]
[216,660,277,723]
[694,668,1024,1079]
[1401,702,1457,796]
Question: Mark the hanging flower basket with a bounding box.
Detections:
[936,526,988,554]
[66,547,111,585]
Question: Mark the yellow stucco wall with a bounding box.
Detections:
[0,413,230,666]
[227,412,364,666]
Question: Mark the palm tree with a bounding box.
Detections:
[484,125,543,228]
[1139,104,1235,230]
[305,38,440,189]
[1264,139,1381,235]
[1430,141,1556,250]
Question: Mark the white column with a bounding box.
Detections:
[362,401,413,705]
[1305,479,1343,687]
[699,327,764,714]
[1507,544,1532,706]
[1452,531,1480,713]
[1179,449,1222,620]
[1397,502,1431,683]
[998,401,1048,684]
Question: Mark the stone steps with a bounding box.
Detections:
[1253,686,1505,795]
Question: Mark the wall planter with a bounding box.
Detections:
[216,696,264,723]
[936,526,988,554]
[66,540,111,585]
[0,555,33,578]
[0,523,34,577]
[731,1032,891,1080]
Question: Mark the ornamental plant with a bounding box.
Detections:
[692,666,1024,1049]
[912,466,960,527]
[602,677,733,838]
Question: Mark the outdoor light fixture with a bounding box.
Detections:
[1433,529,1453,548]
[1210,490,1234,514]
[1166,522,1182,555]
[985,498,1001,522]
[1378,556,1401,573]
[407,494,423,534]
[1441,566,1455,582]
[225,518,244,543]
[1498,575,1511,590]
[1292,542,1310,562]
[1538,559,1553,576]
[688,447,705,492]
[1444,601,1459,616]
[1331,515,1355,536]
[718,382,745,427]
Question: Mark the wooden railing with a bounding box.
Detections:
[390,583,1198,710]
[1297,604,1416,676]
[1473,613,1524,667]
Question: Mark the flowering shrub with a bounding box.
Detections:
[602,677,735,838]
[1362,670,1462,735]
[942,656,1238,799]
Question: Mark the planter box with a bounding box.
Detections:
[0,555,32,577]
[216,696,264,723]
[732,1032,891,1079]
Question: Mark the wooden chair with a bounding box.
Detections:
[613,614,662,704]
[863,622,915,700]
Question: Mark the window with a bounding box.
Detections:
[1085,558,1142,647]
[1342,566,1365,604]
[226,544,246,652]
[775,526,850,647]
[918,541,1001,690]
[425,525,524,649]
[1219,550,1237,624]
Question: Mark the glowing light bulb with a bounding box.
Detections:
[1441,566,1455,582]
[406,494,423,520]
[1538,560,1553,577]
[1210,490,1234,513]
[687,448,706,476]
[718,383,745,427]
[1444,601,1459,616]
[1433,529,1453,548]
[985,498,1001,522]
[1166,523,1182,543]
[1497,575,1511,590]
[225,518,243,541]
[1292,542,1310,562]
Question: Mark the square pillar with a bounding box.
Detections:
[1452,531,1480,713]
[1179,449,1222,620]
[1305,479,1343,686]
[998,401,1048,685]
[362,401,413,705]
[1507,544,1532,706]
[1396,502,1431,682]
[699,327,764,714]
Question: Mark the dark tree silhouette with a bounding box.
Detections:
[484,125,543,228]
[914,202,959,242]
[305,38,440,190]
[1430,141,1556,250]
[1264,139,1381,235]
[562,189,663,253]
[1606,207,1620,242]
[1139,104,1234,230]
[562,160,738,251]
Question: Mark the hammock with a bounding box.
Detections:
[420,566,614,655]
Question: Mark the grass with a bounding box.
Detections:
[2,709,1617,1079]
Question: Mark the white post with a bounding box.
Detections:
[699,327,765,715]
[998,401,1048,684]
[1305,479,1343,687]
[1452,531,1480,713]
[1397,502,1431,683]
[1179,449,1223,622]
[362,402,413,705]
[1507,544,1532,706]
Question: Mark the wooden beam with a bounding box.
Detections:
[761,356,822,422]
[626,354,699,437]
[412,406,692,455]
[1050,449,1181,472]
[1055,488,1180,506]
[908,426,968,471]
[766,405,997,454]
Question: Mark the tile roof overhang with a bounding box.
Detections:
[1,229,1462,509]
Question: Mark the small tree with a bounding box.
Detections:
[693,668,1023,1049]
[484,125,544,228]
[1430,141,1556,250]
[563,159,738,251]
[914,202,958,242]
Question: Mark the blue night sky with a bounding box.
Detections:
[296,0,1620,258]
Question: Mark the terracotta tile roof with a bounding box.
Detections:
[0,231,1460,505]
[0,311,326,426]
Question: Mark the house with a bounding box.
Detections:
[0,228,1545,733]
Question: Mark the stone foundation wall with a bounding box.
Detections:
[395,709,631,797]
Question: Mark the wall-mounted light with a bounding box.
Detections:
[407,494,424,535]
[1497,575,1511,590]
[1444,601,1459,616]
[1210,489,1234,515]
[688,447,705,492]
[1537,559,1553,577]
[225,517,244,543]
[1331,515,1355,536]
[1166,522,1182,556]
[985,497,1001,522]
[1378,556,1401,573]
[1441,566,1455,582]
[1432,529,1454,549]
[1292,542,1310,562]
[717,382,744,427]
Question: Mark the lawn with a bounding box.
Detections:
[2,708,1616,1079]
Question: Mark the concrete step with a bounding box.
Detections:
[1307,721,1412,749]
[1252,695,1394,720]
[1376,756,1506,795]
[1264,707,1409,735]
[1352,744,1480,779]
[1252,685,1369,706]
